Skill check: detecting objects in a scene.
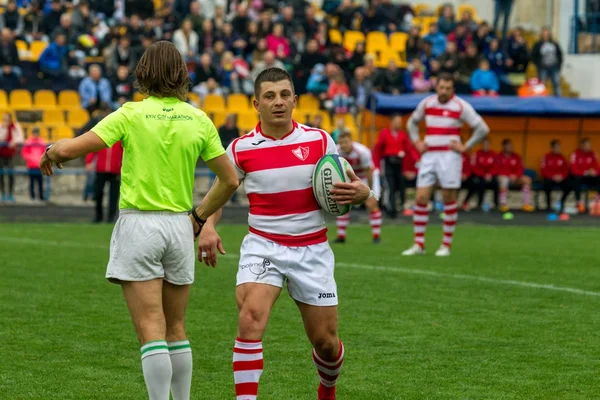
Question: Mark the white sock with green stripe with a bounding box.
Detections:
[168,340,192,400]
[141,340,172,400]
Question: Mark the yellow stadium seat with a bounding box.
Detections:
[329,29,343,44]
[31,125,51,141]
[29,41,48,62]
[366,31,388,54]
[376,49,407,69]
[343,30,365,53]
[9,89,32,109]
[307,111,331,132]
[53,126,74,141]
[298,94,320,111]
[389,32,409,52]
[187,92,200,107]
[419,16,436,36]
[0,90,7,108]
[15,39,29,60]
[34,90,57,110]
[211,111,227,129]
[227,94,250,111]
[237,111,259,132]
[458,4,477,20]
[67,109,90,130]
[338,113,357,129]
[414,3,432,16]
[58,91,81,110]
[203,94,226,112]
[292,108,310,124]
[42,110,65,126]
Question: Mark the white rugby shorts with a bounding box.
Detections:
[417,151,463,189]
[236,233,338,306]
[106,209,195,285]
[361,169,381,198]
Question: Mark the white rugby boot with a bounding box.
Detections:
[402,244,426,256]
[435,245,451,257]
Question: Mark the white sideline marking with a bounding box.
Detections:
[3,236,600,298]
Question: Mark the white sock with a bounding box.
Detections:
[169,340,193,400]
[141,340,172,400]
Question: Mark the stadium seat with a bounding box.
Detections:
[58,91,81,110]
[376,48,407,69]
[237,111,259,132]
[42,110,66,126]
[329,29,343,44]
[133,92,145,102]
[53,126,74,140]
[33,90,57,110]
[366,31,388,54]
[15,39,29,60]
[9,89,32,109]
[187,92,200,107]
[67,109,90,130]
[211,111,226,129]
[298,94,320,110]
[389,32,409,52]
[414,3,432,16]
[34,125,51,141]
[203,94,226,112]
[227,94,250,111]
[0,90,7,108]
[29,41,48,62]
[343,31,365,52]
[458,4,478,20]
[292,108,309,123]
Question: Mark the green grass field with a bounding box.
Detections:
[1,222,599,400]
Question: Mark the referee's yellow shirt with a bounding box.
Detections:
[92,96,226,212]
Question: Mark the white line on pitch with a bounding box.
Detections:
[3,236,600,298]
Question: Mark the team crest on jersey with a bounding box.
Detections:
[443,110,450,117]
[292,145,310,161]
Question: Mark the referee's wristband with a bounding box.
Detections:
[190,208,206,237]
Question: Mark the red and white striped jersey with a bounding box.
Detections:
[411,94,483,150]
[226,120,337,247]
[337,142,373,179]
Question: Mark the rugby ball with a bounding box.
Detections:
[312,154,353,216]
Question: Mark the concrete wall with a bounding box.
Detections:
[562,54,600,99]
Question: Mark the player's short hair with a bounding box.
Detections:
[580,137,590,145]
[135,41,190,102]
[254,67,295,99]
[437,73,455,86]
[502,138,511,146]
[551,139,560,147]
[337,129,352,140]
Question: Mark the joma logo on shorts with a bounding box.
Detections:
[318,292,336,299]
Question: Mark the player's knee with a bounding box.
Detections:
[415,193,429,205]
[136,313,167,343]
[238,305,269,334]
[312,334,340,361]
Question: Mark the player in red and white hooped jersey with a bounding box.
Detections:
[196,68,371,400]
[334,130,382,244]
[403,73,489,257]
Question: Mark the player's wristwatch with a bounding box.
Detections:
[190,207,207,237]
[368,190,379,202]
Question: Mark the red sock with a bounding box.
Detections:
[336,214,350,239]
[233,338,263,400]
[442,201,458,248]
[413,202,429,249]
[369,210,382,239]
[313,341,345,400]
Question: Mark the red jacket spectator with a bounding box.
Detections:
[472,149,498,177]
[541,152,569,180]
[21,136,47,169]
[497,152,524,177]
[372,127,411,168]
[570,149,600,177]
[462,152,472,180]
[327,80,350,100]
[402,143,421,177]
[85,142,124,174]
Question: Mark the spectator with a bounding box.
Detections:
[0,28,21,79]
[423,23,447,58]
[0,113,24,203]
[0,0,23,36]
[187,1,204,33]
[23,0,47,44]
[460,9,479,32]
[463,137,499,210]
[109,36,136,76]
[349,66,373,112]
[472,22,495,54]
[306,63,329,96]
[52,13,80,47]
[218,22,246,56]
[532,27,563,97]
[374,60,405,95]
[331,117,347,143]
[194,53,222,88]
[111,65,134,109]
[569,138,600,213]
[71,1,94,34]
[20,127,47,202]
[541,140,570,212]
[43,0,64,37]
[266,23,290,58]
[244,21,261,60]
[437,4,456,35]
[428,59,442,86]
[497,139,534,212]
[470,59,499,96]
[458,43,481,88]
[250,38,268,67]
[506,27,530,74]
[38,32,68,79]
[409,57,433,93]
[198,19,214,55]
[251,50,284,81]
[173,18,199,58]
[327,72,351,114]
[79,64,113,113]
[493,0,514,45]
[486,38,508,82]
[447,22,473,54]
[405,25,424,62]
[438,41,460,77]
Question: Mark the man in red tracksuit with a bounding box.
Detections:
[541,139,570,212]
[569,137,600,213]
[463,137,499,209]
[85,141,124,223]
[372,114,411,218]
[497,138,533,212]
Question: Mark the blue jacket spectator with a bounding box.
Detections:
[423,23,447,58]
[38,34,68,78]
[485,39,507,76]
[471,59,500,93]
[438,4,456,35]
[78,64,112,112]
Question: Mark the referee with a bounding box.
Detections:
[372,114,411,218]
[40,41,240,400]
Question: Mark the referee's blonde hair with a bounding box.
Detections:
[135,41,190,102]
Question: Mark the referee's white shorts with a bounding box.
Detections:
[417,151,463,189]
[106,209,195,285]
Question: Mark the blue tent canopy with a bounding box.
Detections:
[368,93,600,117]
